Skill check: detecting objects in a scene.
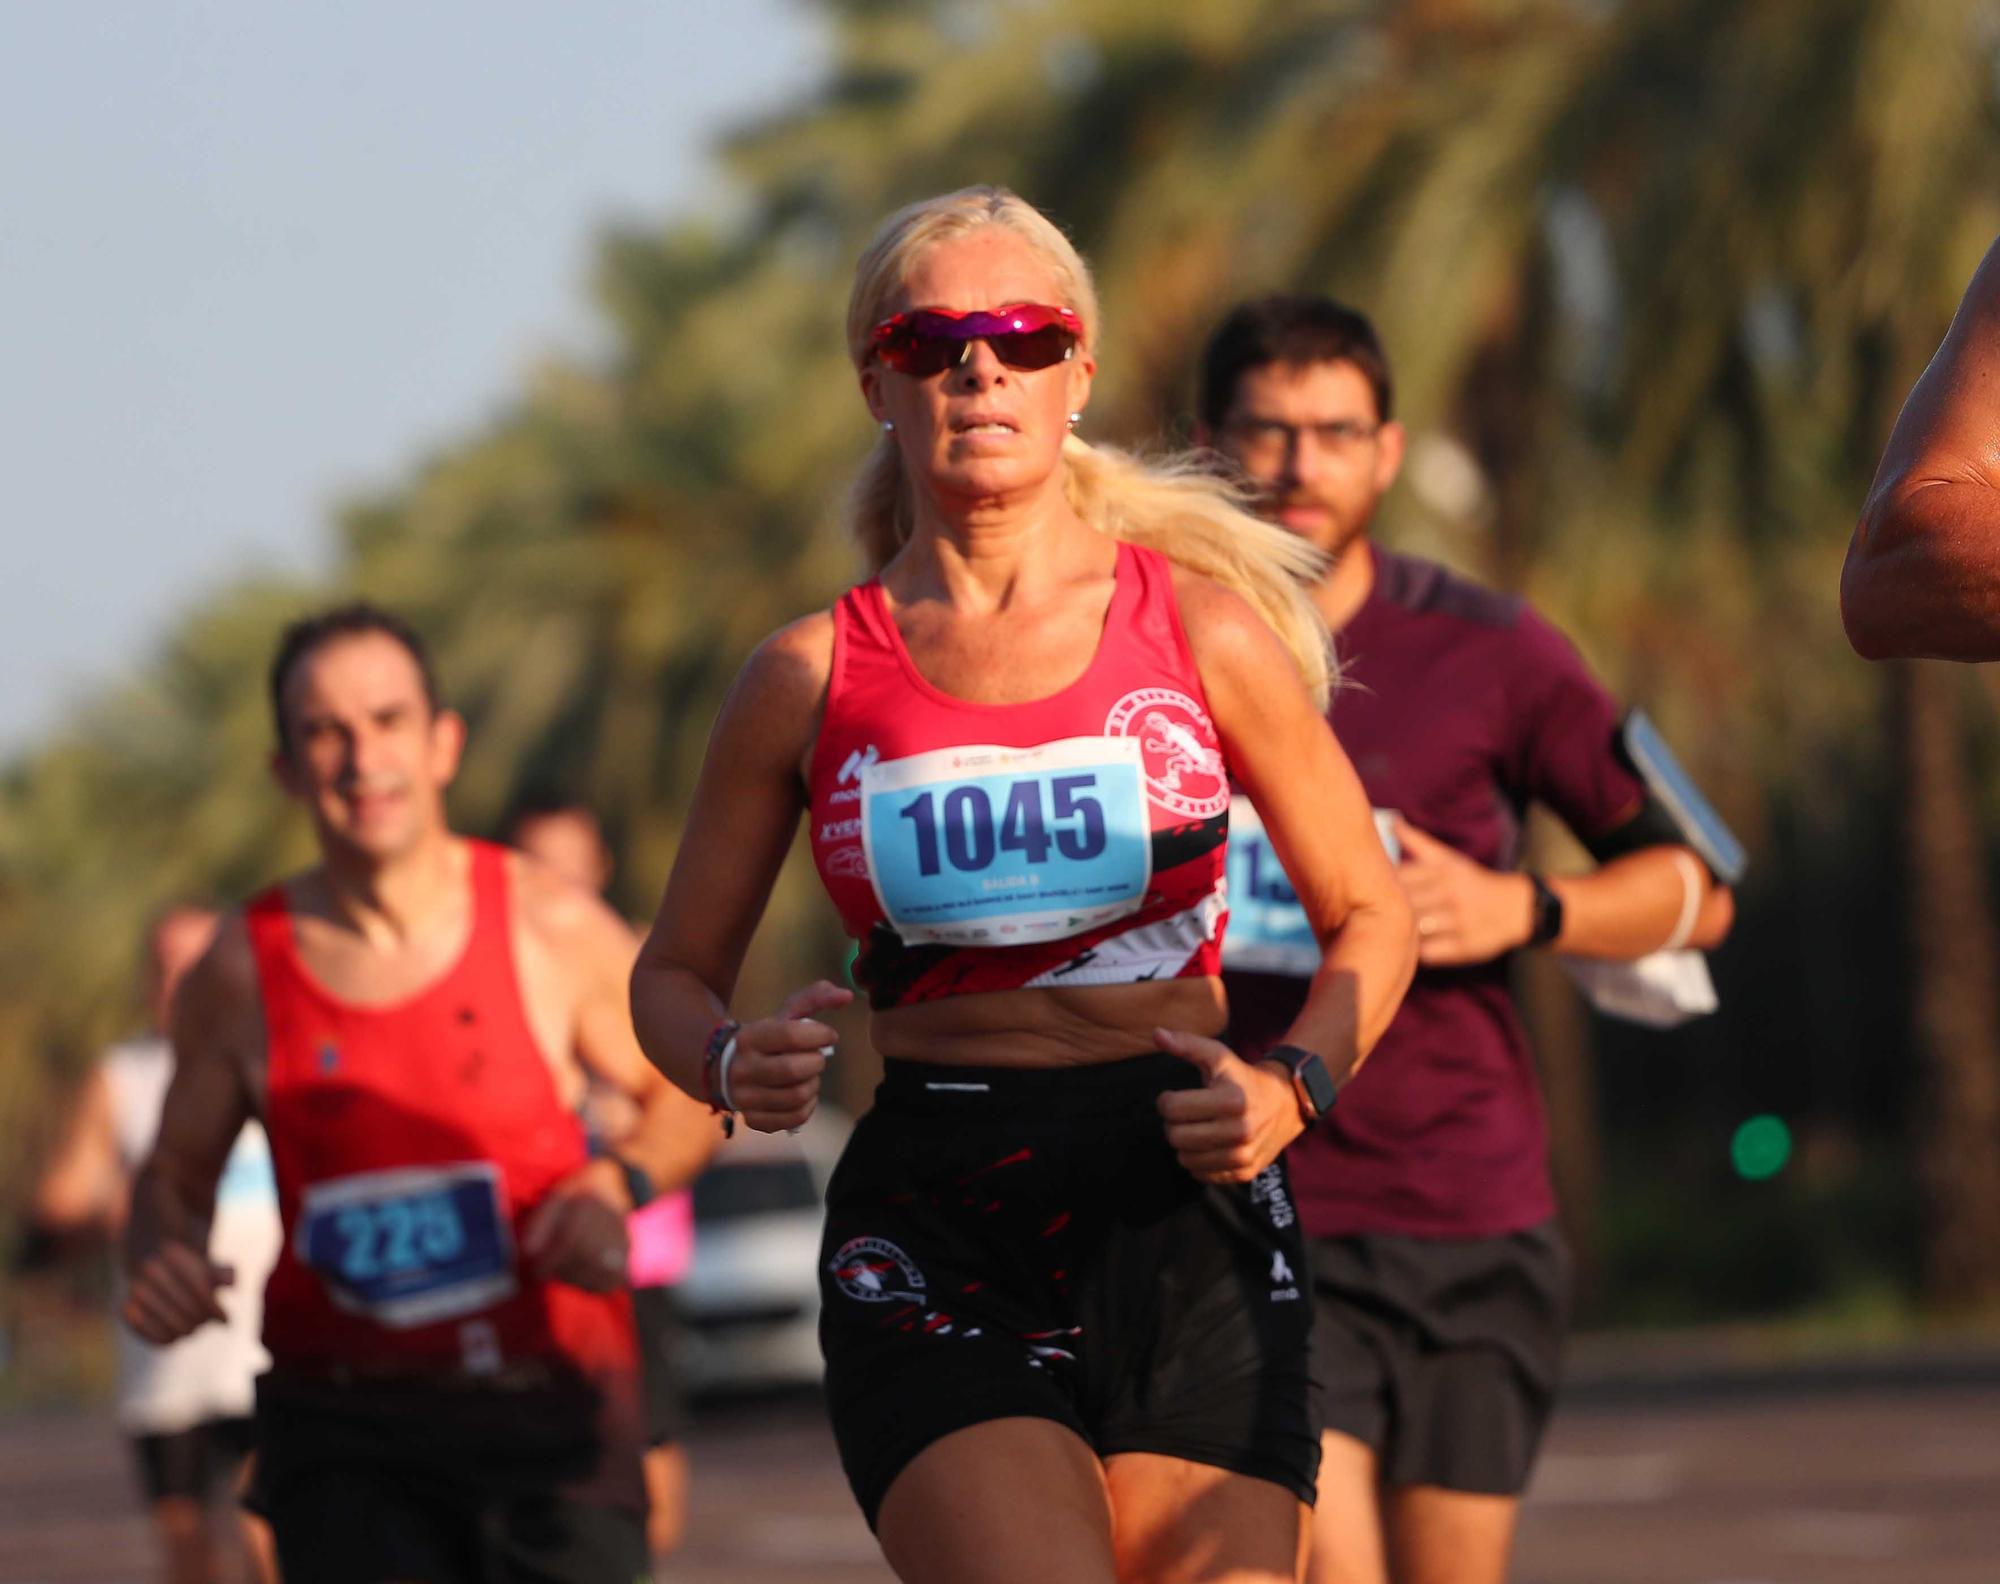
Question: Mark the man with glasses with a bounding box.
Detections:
[1195,296,1734,1584]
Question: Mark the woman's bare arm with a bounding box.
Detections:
[630,615,852,1131]
[1155,573,1417,1183]
[1180,576,1417,1078]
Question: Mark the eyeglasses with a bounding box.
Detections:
[1223,417,1382,460]
[870,303,1082,378]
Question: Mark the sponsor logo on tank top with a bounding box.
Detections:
[824,845,867,878]
[1103,688,1229,820]
[829,1235,926,1304]
[820,818,863,842]
[829,744,881,805]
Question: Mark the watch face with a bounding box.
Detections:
[1273,1045,1338,1118]
[1300,1057,1339,1116]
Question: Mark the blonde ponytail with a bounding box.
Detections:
[845,185,1333,705]
[1060,436,1333,707]
[850,436,913,575]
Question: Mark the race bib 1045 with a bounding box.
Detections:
[862,738,1153,946]
[296,1162,516,1330]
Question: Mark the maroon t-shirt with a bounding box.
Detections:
[1226,546,1644,1239]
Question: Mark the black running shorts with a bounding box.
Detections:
[819,1054,1319,1529]
[251,1371,646,1584]
[129,1414,257,1504]
[1309,1221,1570,1495]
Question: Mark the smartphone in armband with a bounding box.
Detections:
[1620,711,1747,885]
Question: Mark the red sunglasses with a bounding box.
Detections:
[870,303,1082,377]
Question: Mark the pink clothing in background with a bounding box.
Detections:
[627,1190,694,1288]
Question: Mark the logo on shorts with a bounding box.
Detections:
[1104,688,1228,820]
[1250,1164,1295,1229]
[829,1236,926,1304]
[1269,1249,1300,1303]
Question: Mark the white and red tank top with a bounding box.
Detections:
[809,540,1231,1008]
[248,841,636,1379]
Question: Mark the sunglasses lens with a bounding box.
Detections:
[879,329,965,378]
[987,323,1075,371]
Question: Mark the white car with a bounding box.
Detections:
[678,1108,850,1394]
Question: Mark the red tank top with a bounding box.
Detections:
[249,841,635,1379]
[810,540,1230,1008]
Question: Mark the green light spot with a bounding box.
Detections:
[1731,1115,1792,1181]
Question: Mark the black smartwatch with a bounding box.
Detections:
[1266,1044,1338,1124]
[610,1151,656,1210]
[1524,872,1565,948]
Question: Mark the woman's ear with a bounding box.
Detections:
[1064,349,1096,422]
[861,365,890,424]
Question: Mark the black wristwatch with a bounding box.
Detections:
[609,1151,656,1210]
[1524,872,1565,948]
[1266,1044,1338,1125]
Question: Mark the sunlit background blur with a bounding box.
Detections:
[6,0,2000,1566]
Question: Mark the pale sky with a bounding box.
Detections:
[0,2,823,753]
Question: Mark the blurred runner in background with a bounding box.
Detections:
[507,795,706,1561]
[1197,295,1736,1584]
[124,603,714,1584]
[33,906,280,1584]
[1842,235,2000,661]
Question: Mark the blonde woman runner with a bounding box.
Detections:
[632,187,1416,1584]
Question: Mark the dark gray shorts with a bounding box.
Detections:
[1309,1221,1570,1495]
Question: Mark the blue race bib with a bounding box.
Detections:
[296,1162,516,1329]
[862,738,1153,946]
[216,1123,276,1207]
[1222,797,1403,977]
[1223,797,1320,976]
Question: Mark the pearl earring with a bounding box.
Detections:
[882,420,895,433]
[1068,412,1082,428]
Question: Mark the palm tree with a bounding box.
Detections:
[6,0,1999,1310]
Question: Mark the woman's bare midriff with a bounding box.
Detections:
[870,976,1228,1067]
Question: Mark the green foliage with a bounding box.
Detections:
[4,0,1998,1317]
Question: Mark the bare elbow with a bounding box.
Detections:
[1840,518,1899,660]
[29,1182,95,1238]
[1379,879,1419,981]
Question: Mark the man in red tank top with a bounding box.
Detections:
[123,604,718,1584]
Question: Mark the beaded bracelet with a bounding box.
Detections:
[701,1018,742,1138]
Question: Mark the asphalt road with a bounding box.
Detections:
[4,1378,1997,1582]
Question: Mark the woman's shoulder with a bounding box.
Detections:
[724,607,841,739]
[1161,558,1277,658]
